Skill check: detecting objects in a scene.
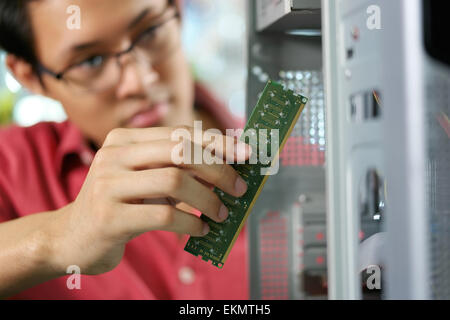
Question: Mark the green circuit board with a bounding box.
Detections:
[184,80,308,268]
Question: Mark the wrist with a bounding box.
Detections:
[36,206,72,278]
[0,208,70,298]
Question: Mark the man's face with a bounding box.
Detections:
[28,0,194,146]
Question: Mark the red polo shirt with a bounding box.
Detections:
[0,84,249,300]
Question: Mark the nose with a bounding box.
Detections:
[115,51,159,100]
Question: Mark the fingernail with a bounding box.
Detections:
[218,204,229,221]
[202,223,210,236]
[235,177,248,196]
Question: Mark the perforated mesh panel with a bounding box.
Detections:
[251,69,326,167]
[259,211,289,300]
[280,136,325,166]
[250,68,326,299]
[279,71,325,167]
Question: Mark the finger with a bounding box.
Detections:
[116,204,210,237]
[115,140,248,197]
[103,127,252,162]
[103,127,176,146]
[112,168,229,223]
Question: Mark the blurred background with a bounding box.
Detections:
[0,0,247,127]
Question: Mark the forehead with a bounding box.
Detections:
[28,0,167,64]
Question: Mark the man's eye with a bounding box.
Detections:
[78,55,104,69]
[140,26,159,41]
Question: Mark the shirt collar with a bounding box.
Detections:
[55,121,95,174]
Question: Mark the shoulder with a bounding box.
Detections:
[0,120,70,140]
[0,121,69,182]
[0,121,68,144]
[0,122,69,219]
[0,121,68,159]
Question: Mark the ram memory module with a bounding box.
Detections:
[184,80,308,268]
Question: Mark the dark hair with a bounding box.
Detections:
[0,0,39,69]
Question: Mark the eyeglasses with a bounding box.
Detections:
[37,5,181,93]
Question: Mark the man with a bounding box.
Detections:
[0,0,251,299]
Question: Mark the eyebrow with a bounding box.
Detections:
[69,8,153,53]
[128,8,152,30]
[72,40,103,52]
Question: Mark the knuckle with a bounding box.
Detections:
[174,125,192,132]
[172,125,195,141]
[169,139,183,149]
[218,164,234,186]
[93,146,121,168]
[212,194,223,213]
[104,128,126,146]
[203,192,222,219]
[93,147,110,166]
[168,140,186,165]
[156,206,176,227]
[165,168,185,193]
[191,220,204,236]
[218,164,228,178]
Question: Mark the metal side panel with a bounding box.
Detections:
[380,0,430,299]
[247,0,326,300]
[323,0,385,299]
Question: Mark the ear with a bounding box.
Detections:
[5,54,45,96]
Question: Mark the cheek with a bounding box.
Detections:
[56,90,104,121]
[55,89,118,141]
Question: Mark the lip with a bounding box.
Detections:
[125,103,169,128]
